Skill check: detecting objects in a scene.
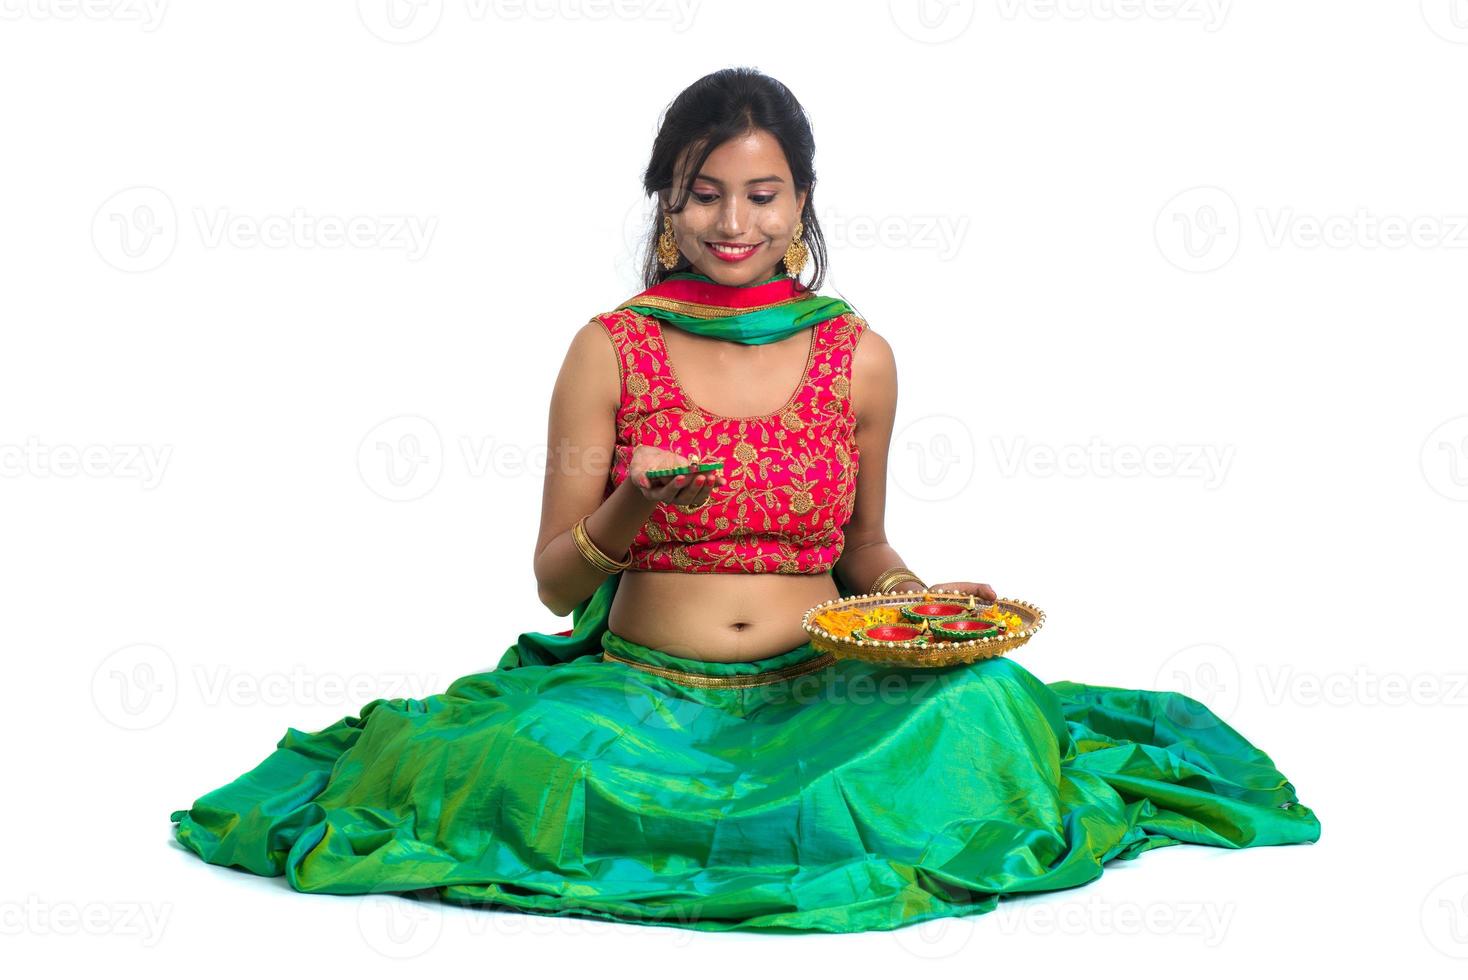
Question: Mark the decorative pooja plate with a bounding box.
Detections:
[802,591,1046,667]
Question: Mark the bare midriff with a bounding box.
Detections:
[607,569,840,662]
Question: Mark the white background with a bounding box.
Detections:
[3,0,1465,974]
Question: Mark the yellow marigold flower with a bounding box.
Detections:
[814,609,867,638]
[977,603,1022,631]
[864,606,901,626]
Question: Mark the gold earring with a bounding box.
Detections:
[783,217,808,279]
[657,215,680,269]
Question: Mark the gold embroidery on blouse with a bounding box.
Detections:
[600,308,864,574]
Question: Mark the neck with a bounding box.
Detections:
[677,263,787,289]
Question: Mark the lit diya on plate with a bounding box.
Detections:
[850,622,929,644]
[803,591,1045,668]
[930,618,1003,640]
[900,600,971,624]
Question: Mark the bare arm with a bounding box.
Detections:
[532,319,726,616]
[831,325,927,596]
[532,320,657,617]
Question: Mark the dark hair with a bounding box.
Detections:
[640,67,828,292]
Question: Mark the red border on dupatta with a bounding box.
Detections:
[634,274,801,311]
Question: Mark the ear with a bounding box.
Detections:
[796,188,808,216]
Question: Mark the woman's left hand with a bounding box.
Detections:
[927,580,997,602]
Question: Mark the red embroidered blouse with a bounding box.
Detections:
[598,308,867,574]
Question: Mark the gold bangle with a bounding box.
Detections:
[871,565,926,594]
[871,566,911,592]
[572,515,631,574]
[870,567,899,593]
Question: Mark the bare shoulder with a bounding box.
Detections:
[552,317,621,412]
[849,319,896,427]
[851,319,894,370]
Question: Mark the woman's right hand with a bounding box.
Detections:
[628,446,727,508]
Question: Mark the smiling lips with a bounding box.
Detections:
[707,241,761,261]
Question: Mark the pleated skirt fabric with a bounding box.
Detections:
[170,590,1321,934]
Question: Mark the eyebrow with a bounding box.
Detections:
[693,173,786,185]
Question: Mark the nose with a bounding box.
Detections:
[715,197,750,238]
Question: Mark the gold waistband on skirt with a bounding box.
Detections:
[600,648,836,689]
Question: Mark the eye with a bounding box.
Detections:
[690,192,778,205]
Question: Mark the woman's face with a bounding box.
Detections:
[663,128,808,287]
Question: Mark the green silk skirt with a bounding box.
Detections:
[169,572,1321,934]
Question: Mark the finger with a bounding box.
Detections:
[690,474,719,504]
[653,473,694,503]
[647,475,684,501]
[672,474,707,504]
[636,473,662,490]
[682,474,710,502]
[691,473,719,503]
